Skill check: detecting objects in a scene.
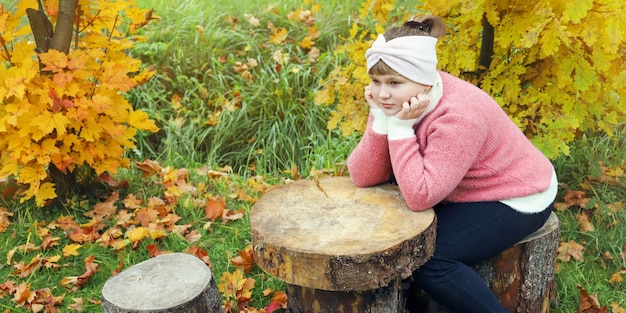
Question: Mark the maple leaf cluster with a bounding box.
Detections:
[315,0,394,136]
[0,0,159,206]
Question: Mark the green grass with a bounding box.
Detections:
[1,0,626,312]
[126,0,363,174]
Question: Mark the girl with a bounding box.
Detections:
[346,15,557,313]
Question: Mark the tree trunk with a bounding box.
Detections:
[286,279,402,313]
[101,253,222,313]
[51,0,77,53]
[428,212,560,313]
[251,177,437,312]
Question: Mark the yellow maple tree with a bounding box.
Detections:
[316,0,626,159]
[0,0,159,206]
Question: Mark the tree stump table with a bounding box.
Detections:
[101,252,222,312]
[428,211,560,313]
[251,176,437,313]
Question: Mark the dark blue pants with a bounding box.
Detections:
[411,201,553,313]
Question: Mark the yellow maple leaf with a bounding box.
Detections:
[99,62,136,92]
[39,50,69,73]
[35,182,57,207]
[269,28,288,44]
[80,118,104,142]
[126,226,149,243]
[128,109,159,132]
[62,243,82,257]
[31,110,70,139]
[298,36,314,49]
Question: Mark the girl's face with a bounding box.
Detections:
[369,74,431,116]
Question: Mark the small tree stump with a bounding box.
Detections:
[428,212,560,313]
[251,177,436,313]
[101,253,222,313]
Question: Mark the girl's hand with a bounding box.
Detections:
[395,94,430,120]
[364,85,379,109]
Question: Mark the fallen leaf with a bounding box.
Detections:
[146,243,168,257]
[62,243,82,257]
[577,285,608,313]
[0,206,13,233]
[231,245,255,273]
[13,282,36,308]
[60,255,99,291]
[13,254,43,278]
[611,302,626,313]
[185,229,202,243]
[135,159,162,177]
[609,270,626,284]
[576,213,595,232]
[184,246,212,268]
[557,240,585,262]
[205,196,226,221]
[554,189,590,211]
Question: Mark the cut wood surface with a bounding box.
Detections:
[101,252,221,313]
[251,176,436,291]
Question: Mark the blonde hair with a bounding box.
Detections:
[369,15,446,77]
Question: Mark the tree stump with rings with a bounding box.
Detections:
[251,176,437,312]
[101,253,222,313]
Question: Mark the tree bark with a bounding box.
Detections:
[477,13,495,86]
[286,279,402,313]
[251,177,437,313]
[428,212,560,313]
[50,0,77,53]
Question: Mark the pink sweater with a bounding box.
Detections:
[347,71,554,212]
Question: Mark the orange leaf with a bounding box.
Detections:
[134,207,159,226]
[135,159,162,177]
[184,245,212,268]
[577,285,607,313]
[13,254,42,278]
[39,50,68,73]
[576,213,595,232]
[557,240,585,262]
[0,206,13,233]
[205,196,226,221]
[146,242,168,258]
[231,245,255,273]
[61,255,99,291]
[13,282,36,308]
[555,189,590,211]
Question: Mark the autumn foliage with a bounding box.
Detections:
[0,0,159,206]
[316,0,626,159]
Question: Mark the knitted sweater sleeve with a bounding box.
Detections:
[347,113,393,187]
[388,113,488,211]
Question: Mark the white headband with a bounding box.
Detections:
[365,34,438,86]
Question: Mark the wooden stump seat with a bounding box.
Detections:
[428,211,560,313]
[251,176,437,313]
[101,253,222,313]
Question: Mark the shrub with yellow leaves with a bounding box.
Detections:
[317,0,626,159]
[0,0,159,206]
